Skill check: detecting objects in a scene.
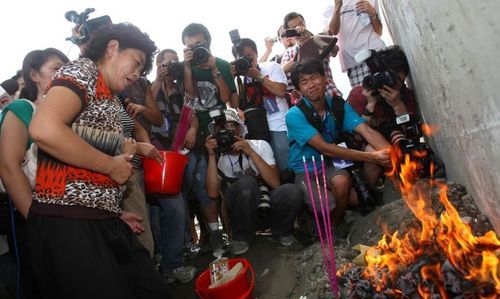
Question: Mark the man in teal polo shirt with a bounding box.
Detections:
[286,60,390,226]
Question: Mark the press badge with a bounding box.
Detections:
[263,98,279,115]
[333,142,354,169]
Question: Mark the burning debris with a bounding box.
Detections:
[338,145,500,299]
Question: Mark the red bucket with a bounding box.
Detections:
[195,258,255,299]
[143,151,188,195]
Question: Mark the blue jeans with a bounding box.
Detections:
[156,192,186,272]
[183,151,212,207]
[270,131,289,171]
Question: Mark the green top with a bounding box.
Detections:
[190,57,236,135]
[0,99,35,149]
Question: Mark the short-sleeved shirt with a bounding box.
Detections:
[333,0,386,71]
[0,99,35,149]
[286,97,365,173]
[347,85,418,138]
[33,58,124,216]
[190,57,237,137]
[217,139,275,179]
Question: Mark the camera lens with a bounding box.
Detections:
[215,130,236,153]
[192,44,209,65]
[166,61,184,80]
[234,56,252,76]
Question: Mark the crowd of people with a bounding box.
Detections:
[0,1,430,298]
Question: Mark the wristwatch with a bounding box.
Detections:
[257,74,265,84]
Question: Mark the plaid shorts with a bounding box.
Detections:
[347,62,371,87]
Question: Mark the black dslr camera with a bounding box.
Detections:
[355,49,397,96]
[65,8,112,45]
[160,61,184,81]
[229,29,253,76]
[191,42,210,65]
[208,108,236,154]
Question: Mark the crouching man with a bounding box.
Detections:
[205,108,303,255]
[286,60,391,226]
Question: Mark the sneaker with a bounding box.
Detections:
[230,240,249,255]
[163,266,197,284]
[279,235,298,246]
[209,229,225,258]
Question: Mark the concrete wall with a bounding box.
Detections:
[380,0,500,232]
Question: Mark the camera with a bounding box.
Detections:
[229,29,253,76]
[350,167,378,214]
[161,61,184,81]
[257,184,272,217]
[284,29,301,38]
[65,8,112,45]
[191,43,210,65]
[208,108,237,154]
[355,49,398,96]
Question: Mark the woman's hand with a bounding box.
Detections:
[120,211,145,234]
[137,142,163,164]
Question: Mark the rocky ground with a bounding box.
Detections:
[171,180,495,298]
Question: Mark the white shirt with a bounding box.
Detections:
[256,62,289,132]
[217,139,275,179]
[333,0,386,71]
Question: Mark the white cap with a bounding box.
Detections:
[208,107,247,137]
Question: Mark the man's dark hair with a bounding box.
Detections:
[283,12,305,29]
[232,38,257,57]
[83,23,157,76]
[380,45,410,76]
[156,49,177,64]
[20,48,69,102]
[290,59,325,90]
[181,23,212,47]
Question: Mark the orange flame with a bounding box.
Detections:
[359,144,500,296]
[422,124,440,136]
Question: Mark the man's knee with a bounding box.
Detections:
[273,183,303,208]
[331,174,351,198]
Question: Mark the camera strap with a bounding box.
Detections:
[295,95,345,144]
[237,76,264,110]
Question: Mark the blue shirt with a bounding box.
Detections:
[286,96,365,173]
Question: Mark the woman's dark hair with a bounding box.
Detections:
[283,12,305,29]
[156,49,177,64]
[83,23,157,76]
[231,38,258,58]
[291,60,325,90]
[11,70,22,81]
[19,48,69,102]
[181,23,212,47]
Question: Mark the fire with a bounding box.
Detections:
[421,124,440,136]
[357,143,500,296]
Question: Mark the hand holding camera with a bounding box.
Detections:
[378,85,404,111]
[231,136,253,156]
[205,135,219,156]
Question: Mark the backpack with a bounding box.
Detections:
[295,95,346,144]
[0,99,38,193]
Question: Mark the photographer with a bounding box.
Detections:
[347,45,417,188]
[281,12,342,98]
[286,60,390,226]
[181,23,238,257]
[230,37,290,171]
[205,108,303,255]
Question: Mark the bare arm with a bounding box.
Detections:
[133,120,151,143]
[0,113,32,218]
[354,122,390,150]
[126,86,163,126]
[329,0,343,35]
[307,132,388,166]
[205,137,222,198]
[357,0,382,35]
[259,38,274,63]
[29,86,133,184]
